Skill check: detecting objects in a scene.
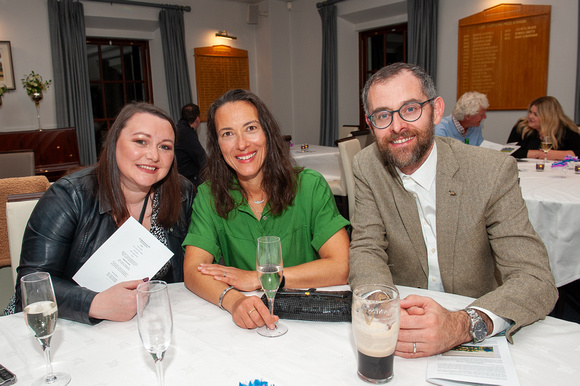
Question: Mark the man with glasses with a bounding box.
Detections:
[348,62,557,358]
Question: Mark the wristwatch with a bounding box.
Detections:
[465,308,487,343]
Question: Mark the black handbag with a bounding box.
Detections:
[260,288,352,322]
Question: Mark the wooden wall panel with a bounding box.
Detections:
[194,45,249,121]
[457,4,551,110]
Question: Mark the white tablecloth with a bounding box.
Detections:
[518,159,580,287]
[291,144,341,181]
[1,284,578,385]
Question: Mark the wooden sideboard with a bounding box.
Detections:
[0,127,81,181]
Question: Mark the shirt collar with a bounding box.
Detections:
[452,115,466,136]
[395,141,437,191]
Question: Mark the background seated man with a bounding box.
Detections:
[349,62,557,358]
[175,103,207,187]
[435,91,488,145]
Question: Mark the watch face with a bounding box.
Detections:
[473,320,487,341]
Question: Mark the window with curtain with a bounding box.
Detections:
[358,24,407,127]
[86,38,153,154]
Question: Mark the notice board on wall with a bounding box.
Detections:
[457,4,551,110]
[194,45,249,121]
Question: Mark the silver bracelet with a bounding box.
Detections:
[218,285,235,310]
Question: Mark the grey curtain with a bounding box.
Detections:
[318,4,338,147]
[159,9,192,122]
[48,0,96,165]
[575,1,580,123]
[408,0,439,84]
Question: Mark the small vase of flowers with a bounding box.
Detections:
[21,71,52,130]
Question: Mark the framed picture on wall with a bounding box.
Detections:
[0,41,16,90]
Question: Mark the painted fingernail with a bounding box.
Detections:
[143,277,150,282]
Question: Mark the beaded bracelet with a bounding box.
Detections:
[218,285,235,310]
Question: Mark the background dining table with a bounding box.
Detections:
[291,146,580,289]
[0,283,578,385]
[291,144,341,181]
[517,159,580,287]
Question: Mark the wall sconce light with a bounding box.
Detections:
[216,30,237,40]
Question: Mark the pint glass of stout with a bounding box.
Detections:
[352,284,400,384]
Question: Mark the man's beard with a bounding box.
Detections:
[376,119,435,171]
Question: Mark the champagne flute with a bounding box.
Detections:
[21,272,71,386]
[541,136,552,162]
[137,280,173,386]
[256,235,288,337]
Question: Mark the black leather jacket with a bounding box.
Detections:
[14,167,195,324]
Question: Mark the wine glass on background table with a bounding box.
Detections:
[256,236,288,337]
[137,280,173,386]
[21,272,71,386]
[541,136,552,162]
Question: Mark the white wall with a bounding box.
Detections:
[0,0,577,146]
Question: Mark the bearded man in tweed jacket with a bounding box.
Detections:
[349,62,557,358]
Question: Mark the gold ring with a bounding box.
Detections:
[249,308,257,315]
[413,342,417,354]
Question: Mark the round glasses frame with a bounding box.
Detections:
[368,98,435,129]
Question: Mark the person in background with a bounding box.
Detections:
[349,62,557,358]
[8,102,195,324]
[507,96,580,160]
[176,103,207,187]
[435,91,488,145]
[183,89,350,331]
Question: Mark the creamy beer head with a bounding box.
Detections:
[352,285,400,383]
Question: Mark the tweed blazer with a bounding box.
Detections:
[349,136,558,341]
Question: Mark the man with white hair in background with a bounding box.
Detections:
[435,91,489,145]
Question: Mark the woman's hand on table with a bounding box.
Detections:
[198,263,261,291]
[527,149,544,159]
[226,294,278,330]
[88,279,145,321]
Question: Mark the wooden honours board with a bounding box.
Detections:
[194,45,249,121]
[457,4,551,110]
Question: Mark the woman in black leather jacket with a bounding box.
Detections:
[9,102,195,325]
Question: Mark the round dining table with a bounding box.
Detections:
[517,159,580,287]
[0,283,578,385]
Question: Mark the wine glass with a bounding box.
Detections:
[541,136,552,162]
[137,280,173,386]
[256,235,288,337]
[20,272,71,386]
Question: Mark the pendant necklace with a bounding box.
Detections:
[253,198,266,204]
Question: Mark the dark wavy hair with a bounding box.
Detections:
[205,89,300,218]
[96,102,182,227]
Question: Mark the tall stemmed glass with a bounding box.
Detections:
[137,280,173,386]
[541,135,552,162]
[21,272,71,386]
[256,236,288,337]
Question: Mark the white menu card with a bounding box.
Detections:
[73,217,173,292]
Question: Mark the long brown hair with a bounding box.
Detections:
[96,102,183,227]
[205,89,300,218]
[516,96,580,150]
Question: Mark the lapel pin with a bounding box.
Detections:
[449,190,456,196]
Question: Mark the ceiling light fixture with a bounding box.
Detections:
[216,30,237,40]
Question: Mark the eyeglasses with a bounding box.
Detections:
[368,98,435,129]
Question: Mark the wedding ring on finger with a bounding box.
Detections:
[249,308,257,315]
[413,342,417,354]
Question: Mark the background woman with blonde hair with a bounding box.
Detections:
[508,96,580,159]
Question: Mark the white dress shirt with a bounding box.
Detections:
[396,142,510,337]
